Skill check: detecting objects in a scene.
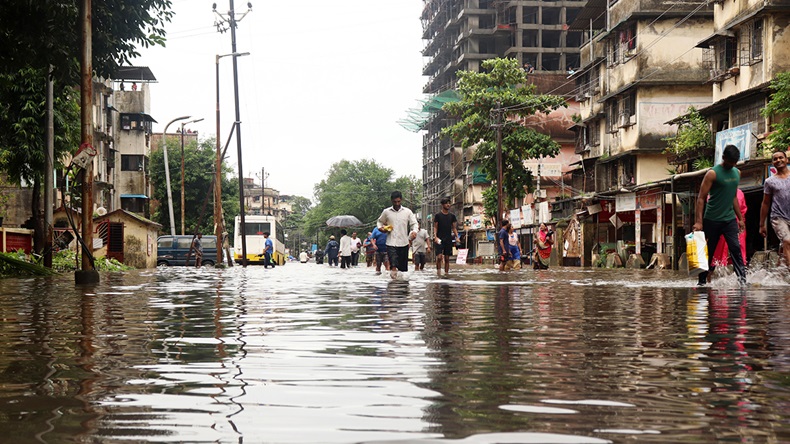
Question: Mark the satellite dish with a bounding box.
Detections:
[96,206,107,216]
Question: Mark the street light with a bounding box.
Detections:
[215,51,250,265]
[162,115,192,236]
[180,117,204,235]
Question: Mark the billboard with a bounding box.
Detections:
[715,123,755,165]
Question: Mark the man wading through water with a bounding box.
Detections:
[693,144,747,286]
[377,191,418,279]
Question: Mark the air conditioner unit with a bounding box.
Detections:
[619,113,633,128]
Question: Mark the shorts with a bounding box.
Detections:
[413,252,426,266]
[435,238,453,256]
[375,250,388,267]
[772,217,790,242]
[387,245,410,272]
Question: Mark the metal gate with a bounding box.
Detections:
[107,222,124,262]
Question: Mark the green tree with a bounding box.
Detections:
[762,71,790,152]
[663,106,713,171]
[303,159,422,245]
[281,195,313,253]
[0,67,80,253]
[149,137,238,237]
[442,58,567,220]
[0,0,173,82]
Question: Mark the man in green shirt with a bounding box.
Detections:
[692,144,746,286]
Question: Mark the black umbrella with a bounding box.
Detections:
[326,215,363,228]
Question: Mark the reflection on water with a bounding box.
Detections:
[0,265,789,443]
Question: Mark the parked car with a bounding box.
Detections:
[156,235,218,266]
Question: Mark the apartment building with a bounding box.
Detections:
[569,0,713,192]
[695,0,790,153]
[420,0,586,227]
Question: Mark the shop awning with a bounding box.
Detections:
[121,194,148,199]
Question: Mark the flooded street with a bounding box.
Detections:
[1,263,789,443]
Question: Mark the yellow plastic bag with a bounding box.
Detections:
[685,231,708,276]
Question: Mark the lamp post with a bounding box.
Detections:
[162,115,191,236]
[180,117,204,235]
[216,52,250,265]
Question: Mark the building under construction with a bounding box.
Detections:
[419,0,585,223]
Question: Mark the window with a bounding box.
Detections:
[120,113,153,133]
[731,96,766,134]
[590,120,601,147]
[607,38,620,67]
[121,196,146,213]
[607,99,619,133]
[739,19,763,65]
[620,24,637,57]
[157,237,173,249]
[121,154,145,171]
[243,222,271,236]
[717,37,737,71]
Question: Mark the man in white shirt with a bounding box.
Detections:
[377,191,418,279]
[349,232,362,266]
[411,220,431,271]
[339,229,352,269]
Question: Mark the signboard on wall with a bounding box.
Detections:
[525,162,563,177]
[616,193,636,212]
[522,205,534,225]
[470,214,484,230]
[715,122,754,165]
[637,191,660,210]
[510,209,522,229]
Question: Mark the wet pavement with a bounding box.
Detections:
[0,262,789,443]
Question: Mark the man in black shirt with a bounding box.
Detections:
[433,197,459,275]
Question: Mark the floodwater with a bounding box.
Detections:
[0,263,789,444]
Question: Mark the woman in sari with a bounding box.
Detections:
[533,223,553,269]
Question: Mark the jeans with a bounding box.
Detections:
[699,218,746,285]
[351,251,360,266]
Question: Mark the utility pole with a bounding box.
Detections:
[214,0,252,266]
[76,0,99,284]
[493,102,504,227]
[215,51,250,266]
[44,66,54,268]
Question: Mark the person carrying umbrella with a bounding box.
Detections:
[377,190,418,279]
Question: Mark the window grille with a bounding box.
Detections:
[731,96,766,134]
[739,19,763,66]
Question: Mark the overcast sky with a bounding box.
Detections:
[134,0,426,200]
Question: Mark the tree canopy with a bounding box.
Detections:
[441,58,567,220]
[0,0,173,83]
[0,67,80,184]
[149,137,239,237]
[302,159,422,244]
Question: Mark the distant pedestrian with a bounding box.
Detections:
[339,229,352,269]
[433,197,459,275]
[377,191,418,279]
[760,149,790,266]
[363,231,376,267]
[693,144,746,286]
[325,235,339,267]
[370,227,389,274]
[411,220,431,271]
[498,220,510,272]
[533,223,553,270]
[299,250,309,263]
[350,232,362,266]
[263,231,275,268]
[506,222,522,270]
[192,233,203,268]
